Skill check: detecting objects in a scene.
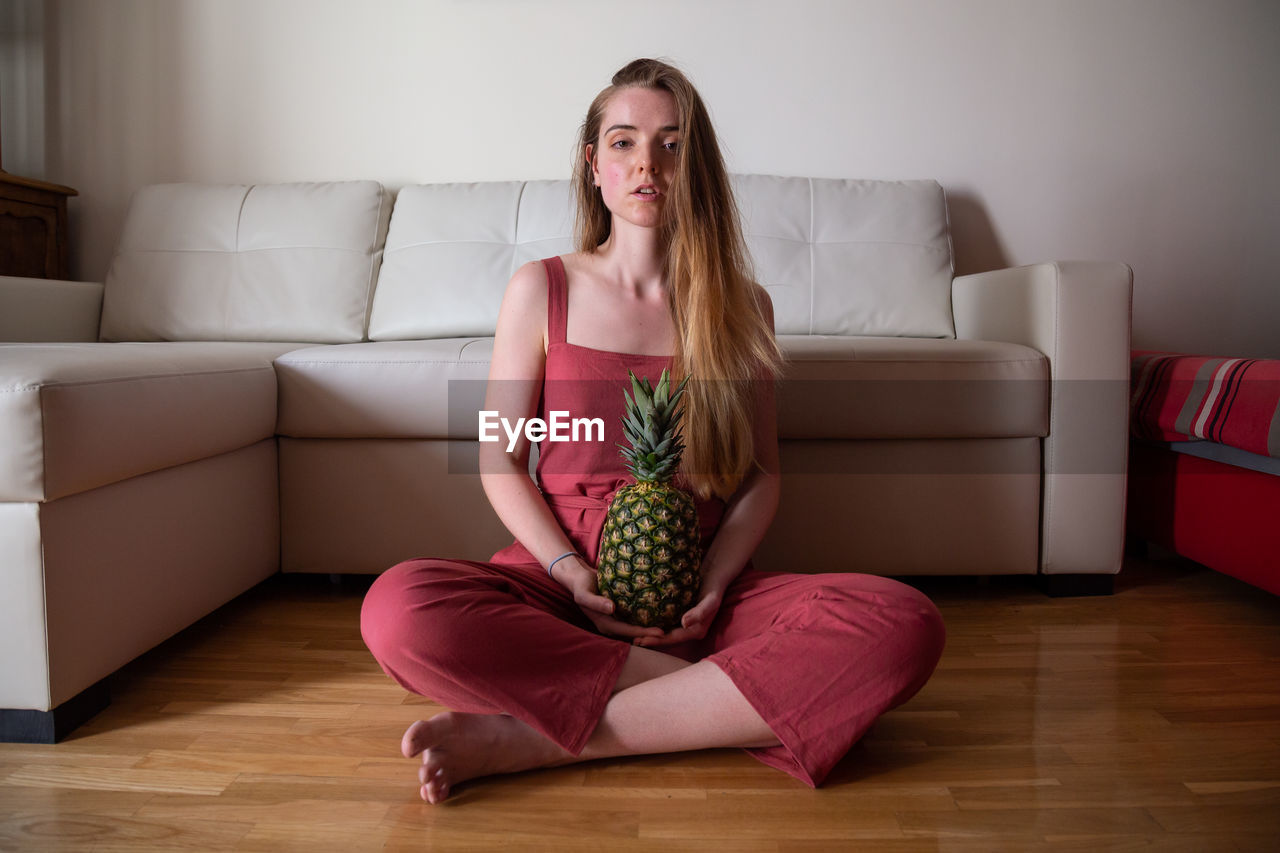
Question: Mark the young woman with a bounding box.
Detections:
[361,58,945,804]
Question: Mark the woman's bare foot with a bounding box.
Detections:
[400,711,574,803]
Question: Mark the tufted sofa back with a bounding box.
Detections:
[370,175,956,341]
[99,181,392,344]
[368,181,575,341]
[99,176,954,344]
[734,175,954,338]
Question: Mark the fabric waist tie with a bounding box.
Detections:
[542,490,725,536]
[542,493,609,511]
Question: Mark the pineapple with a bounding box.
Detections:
[597,369,702,630]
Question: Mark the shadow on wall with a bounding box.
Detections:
[44,0,192,283]
[946,191,1011,277]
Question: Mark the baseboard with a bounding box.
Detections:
[1038,573,1116,597]
[0,678,110,744]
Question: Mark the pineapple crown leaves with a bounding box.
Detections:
[617,369,690,483]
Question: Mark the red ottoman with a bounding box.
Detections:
[1127,351,1280,595]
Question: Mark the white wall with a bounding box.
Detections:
[17,0,1280,357]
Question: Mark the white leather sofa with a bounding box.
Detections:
[0,176,1132,741]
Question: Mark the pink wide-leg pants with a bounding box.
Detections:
[361,559,945,787]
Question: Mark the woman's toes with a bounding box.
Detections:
[416,753,451,802]
[424,774,450,804]
[402,719,432,758]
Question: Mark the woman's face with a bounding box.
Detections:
[587,86,681,230]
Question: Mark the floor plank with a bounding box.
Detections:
[1,552,1278,850]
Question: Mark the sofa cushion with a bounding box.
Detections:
[778,336,1048,439]
[274,336,1045,442]
[368,181,575,341]
[734,175,955,338]
[368,176,954,342]
[275,340,493,438]
[100,181,392,344]
[0,342,299,502]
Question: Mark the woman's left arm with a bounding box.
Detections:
[636,291,781,646]
[697,373,780,597]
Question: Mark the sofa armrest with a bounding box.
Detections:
[953,261,1133,575]
[0,276,103,342]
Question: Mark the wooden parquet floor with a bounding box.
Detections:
[1,553,1278,851]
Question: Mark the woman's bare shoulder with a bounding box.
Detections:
[556,251,598,285]
[491,261,551,375]
[506,253,594,295]
[508,257,549,289]
[497,259,549,317]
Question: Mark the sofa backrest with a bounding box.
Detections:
[100,181,392,343]
[368,181,574,341]
[99,175,954,343]
[736,175,954,338]
[368,174,955,341]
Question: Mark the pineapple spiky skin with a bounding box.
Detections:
[598,481,701,629]
[596,369,702,630]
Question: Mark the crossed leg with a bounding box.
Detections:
[402,646,779,803]
[365,560,945,803]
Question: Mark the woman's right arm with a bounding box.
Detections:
[479,261,576,570]
[479,262,663,640]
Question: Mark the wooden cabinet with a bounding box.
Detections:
[0,171,78,279]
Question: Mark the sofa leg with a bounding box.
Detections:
[1124,535,1149,559]
[0,678,110,744]
[1038,573,1115,597]
[325,573,376,593]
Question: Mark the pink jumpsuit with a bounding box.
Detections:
[360,255,945,787]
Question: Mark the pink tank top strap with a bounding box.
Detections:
[543,255,568,346]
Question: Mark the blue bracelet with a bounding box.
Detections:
[546,551,580,577]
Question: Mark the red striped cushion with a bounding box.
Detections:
[1131,351,1280,459]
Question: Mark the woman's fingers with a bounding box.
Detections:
[564,563,706,642]
[575,590,616,615]
[634,629,696,647]
[682,604,712,629]
[683,591,723,628]
[592,614,664,639]
[585,608,663,638]
[633,605,718,646]
[557,563,612,614]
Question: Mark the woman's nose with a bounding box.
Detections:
[637,147,661,172]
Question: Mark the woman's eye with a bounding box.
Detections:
[664,141,679,151]
[611,140,630,149]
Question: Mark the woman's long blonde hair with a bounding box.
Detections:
[572,58,782,500]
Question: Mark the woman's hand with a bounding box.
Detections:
[632,587,724,648]
[550,556,666,642]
